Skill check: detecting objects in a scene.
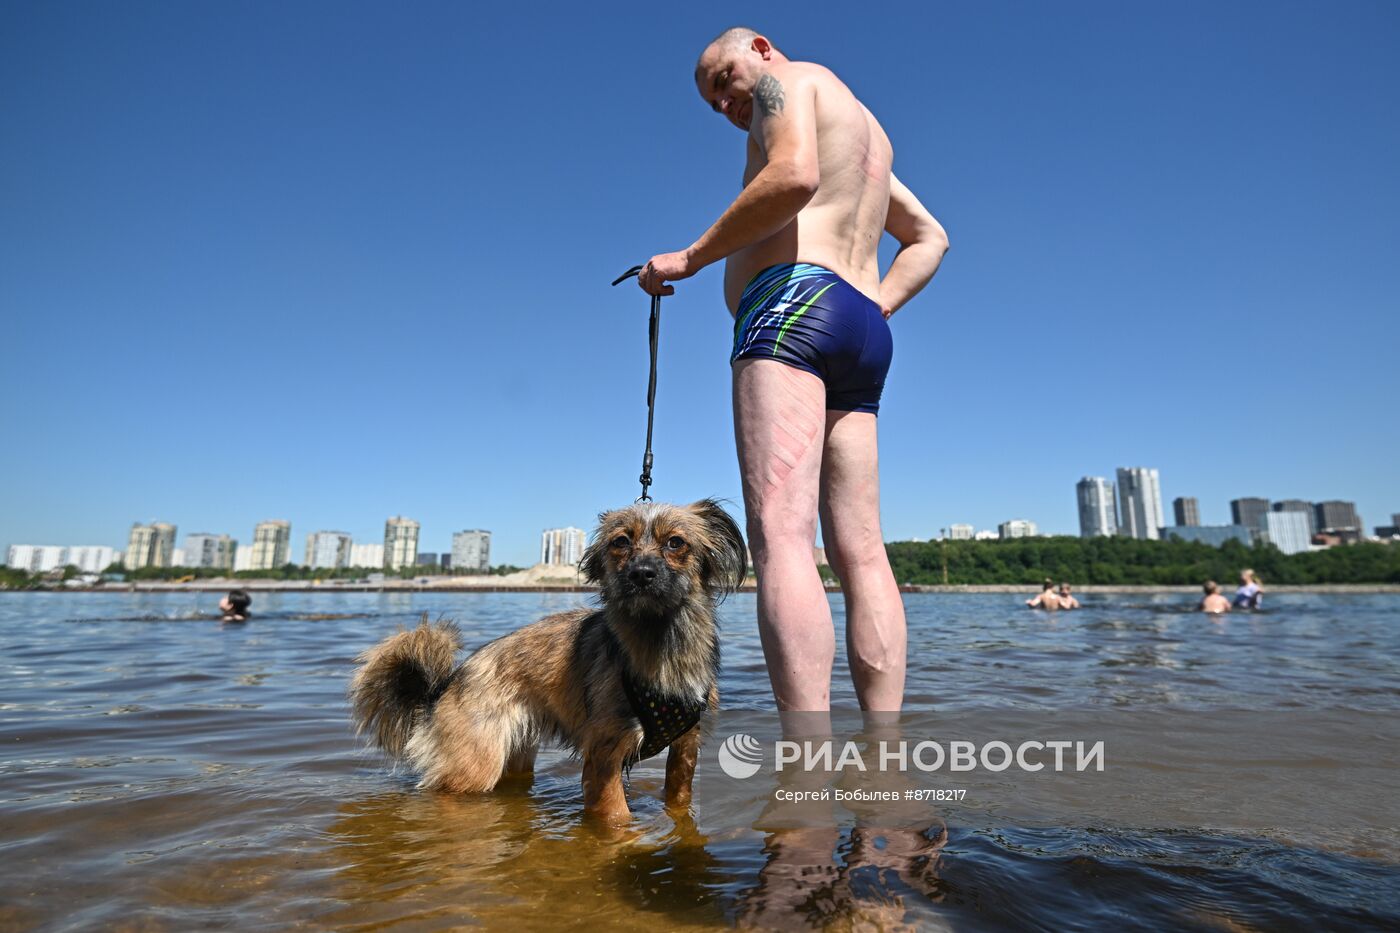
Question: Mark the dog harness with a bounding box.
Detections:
[622,671,708,761]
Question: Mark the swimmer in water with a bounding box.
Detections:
[1232,569,1263,610]
[1199,580,1231,614]
[219,589,251,622]
[1026,578,1061,610]
[1057,582,1080,609]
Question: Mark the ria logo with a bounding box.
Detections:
[717,733,764,779]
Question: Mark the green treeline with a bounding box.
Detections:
[5,540,1398,589]
[885,537,1400,586]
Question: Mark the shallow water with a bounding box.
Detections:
[2,591,1398,930]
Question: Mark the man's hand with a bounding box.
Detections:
[637,250,696,296]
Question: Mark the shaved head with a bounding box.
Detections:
[708,26,759,52]
[695,26,770,77]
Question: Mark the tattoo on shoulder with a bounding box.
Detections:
[755,74,785,117]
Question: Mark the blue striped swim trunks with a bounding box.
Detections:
[730,262,893,415]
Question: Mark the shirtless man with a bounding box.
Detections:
[1057,582,1081,610]
[1026,580,1061,611]
[1200,580,1232,615]
[637,28,948,711]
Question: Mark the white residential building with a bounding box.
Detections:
[948,524,974,541]
[1076,476,1118,538]
[5,545,66,573]
[350,542,385,568]
[451,530,492,573]
[998,519,1038,540]
[250,520,291,570]
[183,534,236,570]
[66,546,120,573]
[1116,467,1164,541]
[126,522,177,569]
[1264,510,1311,556]
[384,517,420,570]
[305,531,353,569]
[233,544,256,572]
[541,527,586,566]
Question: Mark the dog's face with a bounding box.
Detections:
[581,499,746,614]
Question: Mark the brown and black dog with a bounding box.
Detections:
[349,499,745,822]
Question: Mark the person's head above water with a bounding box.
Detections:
[219,589,251,620]
[1058,582,1073,595]
[1042,578,1055,592]
[1204,580,1221,595]
[694,26,789,132]
[1240,569,1257,585]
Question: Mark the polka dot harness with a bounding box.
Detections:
[622,670,708,761]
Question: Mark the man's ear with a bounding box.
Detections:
[753,35,773,60]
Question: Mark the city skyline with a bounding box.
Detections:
[7,472,1396,572]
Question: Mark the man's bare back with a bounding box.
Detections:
[723,62,892,312]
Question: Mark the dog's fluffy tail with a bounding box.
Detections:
[349,615,461,758]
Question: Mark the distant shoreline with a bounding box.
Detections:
[6,583,1399,595]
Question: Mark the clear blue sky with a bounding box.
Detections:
[2,1,1397,566]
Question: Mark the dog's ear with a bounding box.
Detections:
[579,510,614,585]
[691,498,747,595]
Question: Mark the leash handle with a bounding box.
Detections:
[613,266,663,502]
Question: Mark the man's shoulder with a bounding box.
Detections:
[769,60,844,92]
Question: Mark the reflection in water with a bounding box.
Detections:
[323,781,730,931]
[735,826,946,931]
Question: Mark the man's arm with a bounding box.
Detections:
[880,174,948,318]
[638,67,818,295]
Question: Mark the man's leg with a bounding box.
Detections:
[733,358,832,711]
[818,411,906,711]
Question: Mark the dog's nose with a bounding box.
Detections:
[628,560,659,587]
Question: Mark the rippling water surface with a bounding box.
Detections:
[2,591,1398,930]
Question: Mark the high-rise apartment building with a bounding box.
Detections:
[250,520,291,570]
[948,524,974,541]
[1115,468,1164,540]
[1263,511,1311,555]
[541,527,586,566]
[125,522,177,569]
[452,530,492,573]
[1230,498,1271,541]
[1272,500,1315,537]
[349,542,385,568]
[998,519,1038,540]
[384,517,420,570]
[1173,497,1200,527]
[304,531,352,569]
[1314,500,1363,534]
[1077,477,1118,537]
[184,533,236,570]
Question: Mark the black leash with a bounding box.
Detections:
[611,265,661,502]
